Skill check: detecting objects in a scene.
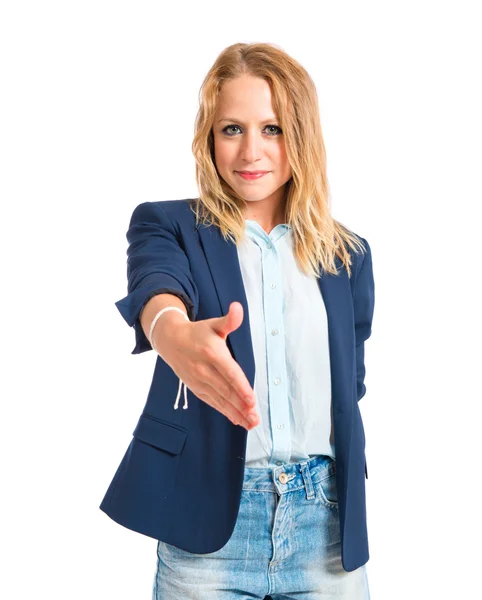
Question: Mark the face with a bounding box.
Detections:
[212,74,292,219]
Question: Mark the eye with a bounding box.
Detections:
[223,125,242,136]
[221,124,283,137]
[265,125,283,135]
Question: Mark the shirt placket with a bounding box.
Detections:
[248,223,291,465]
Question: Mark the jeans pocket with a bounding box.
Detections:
[316,472,339,508]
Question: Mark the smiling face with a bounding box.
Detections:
[212,74,292,223]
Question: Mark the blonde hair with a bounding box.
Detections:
[191,42,366,278]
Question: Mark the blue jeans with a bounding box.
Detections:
[152,454,370,599]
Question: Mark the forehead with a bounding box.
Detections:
[216,76,276,118]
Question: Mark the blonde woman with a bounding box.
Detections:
[100,42,375,599]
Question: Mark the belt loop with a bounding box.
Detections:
[299,461,315,500]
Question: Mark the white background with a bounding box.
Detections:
[1,1,481,598]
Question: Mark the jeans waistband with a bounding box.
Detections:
[241,455,336,499]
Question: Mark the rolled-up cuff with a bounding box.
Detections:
[115,275,195,355]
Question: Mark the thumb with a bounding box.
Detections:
[211,301,244,340]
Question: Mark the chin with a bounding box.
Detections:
[236,191,269,202]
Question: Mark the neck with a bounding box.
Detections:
[243,201,286,233]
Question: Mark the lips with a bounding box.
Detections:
[237,171,269,175]
[236,171,269,180]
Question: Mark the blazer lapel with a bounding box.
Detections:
[198,223,256,391]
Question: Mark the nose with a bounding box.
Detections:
[240,129,263,164]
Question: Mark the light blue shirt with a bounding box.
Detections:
[238,219,335,468]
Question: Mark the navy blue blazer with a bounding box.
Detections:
[99,198,375,572]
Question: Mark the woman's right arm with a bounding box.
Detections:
[116,202,258,430]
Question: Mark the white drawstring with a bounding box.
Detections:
[148,305,190,410]
[174,378,189,410]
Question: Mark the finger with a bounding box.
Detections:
[197,386,258,430]
[209,353,256,410]
[201,362,258,421]
[210,301,244,341]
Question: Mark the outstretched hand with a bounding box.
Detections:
[154,301,259,430]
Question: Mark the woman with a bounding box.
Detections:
[100,42,375,599]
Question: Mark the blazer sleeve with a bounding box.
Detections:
[353,237,375,402]
[114,201,199,355]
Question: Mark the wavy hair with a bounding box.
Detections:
[190,42,366,278]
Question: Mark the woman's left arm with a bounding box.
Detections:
[352,237,375,402]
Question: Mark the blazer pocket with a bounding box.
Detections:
[132,413,188,455]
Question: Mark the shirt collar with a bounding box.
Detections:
[244,219,291,248]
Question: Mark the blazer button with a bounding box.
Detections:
[278,472,289,484]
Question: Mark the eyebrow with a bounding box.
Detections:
[217,117,278,124]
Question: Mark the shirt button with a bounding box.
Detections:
[266,243,272,250]
[271,329,279,335]
[277,424,285,430]
[270,283,276,289]
[274,378,280,385]
[278,472,289,484]
[276,461,283,466]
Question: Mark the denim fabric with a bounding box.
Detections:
[152,455,370,599]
